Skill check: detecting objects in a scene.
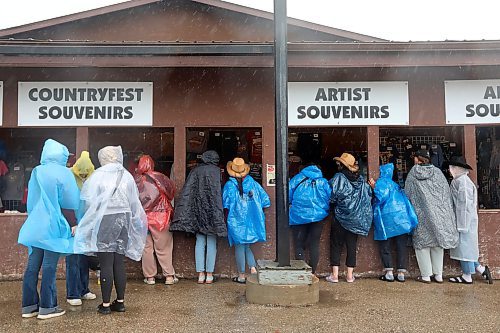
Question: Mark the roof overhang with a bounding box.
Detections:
[1,40,500,68]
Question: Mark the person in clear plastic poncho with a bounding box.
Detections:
[447,157,493,284]
[66,151,97,306]
[74,146,147,314]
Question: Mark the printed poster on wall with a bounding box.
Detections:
[445,80,500,124]
[288,81,409,126]
[0,81,3,126]
[266,164,276,187]
[18,82,153,126]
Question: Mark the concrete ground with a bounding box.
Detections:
[0,277,498,333]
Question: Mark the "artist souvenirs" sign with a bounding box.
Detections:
[288,81,409,126]
[18,82,153,126]
[445,80,500,124]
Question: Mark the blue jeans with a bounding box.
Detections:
[460,261,480,275]
[195,233,217,273]
[22,247,60,315]
[235,244,256,274]
[66,254,90,299]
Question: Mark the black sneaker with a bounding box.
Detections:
[97,304,111,315]
[110,300,126,312]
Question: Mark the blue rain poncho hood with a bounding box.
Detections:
[18,139,80,254]
[330,171,373,236]
[223,175,270,246]
[372,164,418,241]
[73,146,148,261]
[289,165,332,225]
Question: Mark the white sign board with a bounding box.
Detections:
[0,81,3,126]
[445,80,500,124]
[288,81,409,126]
[266,164,276,187]
[18,82,153,126]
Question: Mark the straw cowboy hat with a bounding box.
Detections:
[333,153,359,172]
[226,157,250,178]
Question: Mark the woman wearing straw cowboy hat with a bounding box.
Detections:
[326,153,372,283]
[446,156,493,284]
[223,157,270,284]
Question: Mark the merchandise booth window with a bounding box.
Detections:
[89,127,174,177]
[476,126,500,209]
[379,127,464,187]
[0,128,76,212]
[288,127,367,181]
[186,128,263,184]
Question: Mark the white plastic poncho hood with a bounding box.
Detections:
[73,146,147,261]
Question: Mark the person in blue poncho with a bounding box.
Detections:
[326,153,372,284]
[223,158,270,284]
[289,163,332,275]
[18,139,80,320]
[368,163,418,283]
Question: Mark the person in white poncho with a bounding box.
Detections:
[447,156,493,285]
[74,146,148,314]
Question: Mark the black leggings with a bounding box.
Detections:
[291,222,324,273]
[96,252,126,303]
[330,220,358,268]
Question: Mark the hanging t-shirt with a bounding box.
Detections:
[1,162,25,200]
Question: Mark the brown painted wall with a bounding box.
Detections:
[9,1,352,43]
[0,65,499,280]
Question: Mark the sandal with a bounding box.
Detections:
[197,274,205,284]
[482,266,493,285]
[205,275,214,284]
[346,276,356,283]
[143,278,155,285]
[379,275,395,282]
[325,275,338,283]
[232,276,246,284]
[165,276,179,285]
[449,276,473,284]
[416,276,431,284]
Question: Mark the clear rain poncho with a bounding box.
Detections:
[73,146,147,261]
[449,167,479,262]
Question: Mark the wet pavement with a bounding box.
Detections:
[0,278,498,332]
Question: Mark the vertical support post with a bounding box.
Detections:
[367,126,380,180]
[173,126,187,194]
[76,127,89,156]
[463,125,477,184]
[274,0,290,267]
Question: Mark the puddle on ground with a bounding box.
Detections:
[318,290,351,308]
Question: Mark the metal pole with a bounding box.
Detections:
[274,0,290,267]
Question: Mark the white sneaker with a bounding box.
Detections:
[66,298,82,306]
[21,311,39,318]
[81,292,97,300]
[37,308,65,320]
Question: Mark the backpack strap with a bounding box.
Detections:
[290,176,309,204]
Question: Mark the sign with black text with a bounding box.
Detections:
[18,82,153,126]
[445,80,500,124]
[288,82,409,126]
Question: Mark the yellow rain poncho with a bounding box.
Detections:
[71,151,95,189]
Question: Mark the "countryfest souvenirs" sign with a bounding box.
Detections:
[445,80,500,124]
[288,81,409,126]
[18,82,153,126]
